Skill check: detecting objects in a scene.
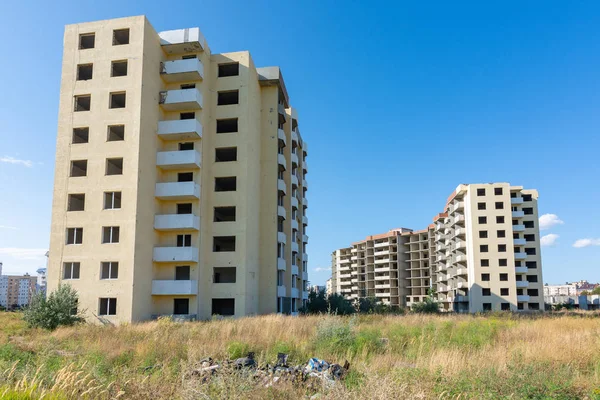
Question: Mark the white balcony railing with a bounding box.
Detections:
[159,88,203,111]
[152,280,198,295]
[159,27,205,54]
[278,179,287,195]
[512,211,525,218]
[156,150,201,170]
[161,58,204,82]
[155,182,200,200]
[277,257,286,271]
[153,247,199,263]
[278,129,287,146]
[154,214,200,231]
[278,154,286,169]
[157,119,203,140]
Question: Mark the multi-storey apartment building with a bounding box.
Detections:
[47,16,308,323]
[331,183,544,312]
[0,264,38,309]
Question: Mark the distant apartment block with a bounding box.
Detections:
[47,16,308,323]
[543,283,578,297]
[331,183,544,312]
[0,263,38,309]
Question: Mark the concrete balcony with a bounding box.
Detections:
[453,201,464,212]
[155,182,200,200]
[158,119,203,140]
[278,154,286,170]
[160,58,204,82]
[452,215,465,225]
[291,242,299,253]
[375,283,391,289]
[515,266,528,274]
[302,252,308,262]
[277,179,287,195]
[302,197,308,207]
[277,285,286,297]
[455,255,466,263]
[514,238,527,246]
[456,268,468,276]
[511,197,524,205]
[516,281,529,288]
[303,142,308,155]
[302,234,309,243]
[454,241,466,250]
[456,295,469,303]
[291,197,298,209]
[374,249,390,256]
[437,285,448,292]
[513,224,525,232]
[159,27,205,54]
[291,288,300,298]
[339,258,351,264]
[277,206,286,219]
[152,280,198,295]
[159,88,203,111]
[154,214,200,231]
[374,270,390,277]
[302,291,308,300]
[517,295,530,302]
[292,219,299,231]
[374,241,389,248]
[457,281,467,289]
[277,232,286,244]
[302,271,308,281]
[453,228,464,237]
[278,104,287,119]
[291,175,299,187]
[302,178,307,188]
[291,130,299,144]
[512,211,525,218]
[291,153,299,166]
[278,129,286,146]
[156,150,201,170]
[291,265,299,276]
[302,161,307,173]
[302,216,308,226]
[514,252,527,260]
[374,258,391,264]
[375,292,391,298]
[153,247,199,263]
[277,257,286,271]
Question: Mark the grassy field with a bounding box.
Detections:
[1,311,600,399]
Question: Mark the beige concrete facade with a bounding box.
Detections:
[331,183,544,313]
[48,16,308,323]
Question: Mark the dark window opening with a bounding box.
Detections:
[70,160,87,177]
[66,228,83,245]
[106,158,123,175]
[111,60,128,77]
[497,216,505,224]
[180,112,195,120]
[479,231,488,239]
[483,303,492,311]
[481,273,490,281]
[72,127,89,144]
[217,90,239,105]
[478,216,487,224]
[67,194,85,211]
[182,54,196,60]
[525,248,536,255]
[109,92,126,109]
[214,267,236,283]
[478,202,486,210]
[175,266,190,280]
[214,206,236,222]
[63,262,80,279]
[495,202,504,210]
[215,147,237,162]
[518,303,524,310]
[527,289,539,297]
[523,194,532,202]
[107,125,125,141]
[74,95,91,112]
[77,64,93,80]
[501,288,509,296]
[213,236,235,252]
[173,299,189,315]
[177,234,192,247]
[177,203,192,214]
[113,28,130,45]
[495,187,503,195]
[527,275,538,283]
[79,33,95,49]
[524,220,535,228]
[524,234,535,242]
[480,245,488,252]
[215,177,236,192]
[500,273,508,281]
[178,172,193,182]
[482,288,491,296]
[499,259,507,267]
[481,259,489,267]
[101,262,119,279]
[217,118,238,133]
[497,230,506,238]
[498,244,507,252]
[501,303,510,311]
[218,63,239,77]
[212,298,235,316]
[102,226,120,243]
[526,261,537,269]
[528,303,540,310]
[477,188,486,196]
[179,142,194,151]
[181,83,196,89]
[523,207,534,215]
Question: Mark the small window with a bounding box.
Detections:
[70,160,87,177]
[524,234,535,242]
[477,202,486,210]
[213,236,236,252]
[175,266,190,280]
[173,299,190,315]
[99,298,117,316]
[77,64,93,80]
[215,147,237,162]
[527,275,538,283]
[527,289,539,297]
[523,207,534,215]
[79,33,95,49]
[178,172,193,182]
[177,234,192,247]
[497,230,506,238]
[217,90,239,105]
[528,303,540,310]
[482,288,491,296]
[66,228,83,245]
[180,112,195,120]
[517,303,524,310]
[218,63,239,77]
[63,262,80,279]
[111,60,128,77]
[523,194,533,202]
[479,231,488,239]
[498,244,507,252]
[482,303,492,311]
[106,158,123,175]
[495,202,504,210]
[101,262,118,279]
[109,92,126,109]
[113,29,130,45]
[107,125,125,141]
[525,248,536,255]
[212,298,235,316]
[67,194,85,211]
[74,95,91,112]
[480,245,488,253]
[215,177,236,192]
[217,118,238,133]
[214,206,236,222]
[481,259,489,267]
[524,220,535,228]
[477,188,486,196]
[214,267,236,283]
[499,273,508,281]
[478,216,487,224]
[501,303,510,311]
[496,216,505,224]
[102,226,120,244]
[526,261,537,269]
[481,273,490,281]
[500,288,509,296]
[72,127,89,144]
[104,191,121,209]
[177,203,192,214]
[494,188,503,195]
[179,142,194,151]
[499,259,507,267]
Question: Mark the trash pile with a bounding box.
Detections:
[188,352,350,389]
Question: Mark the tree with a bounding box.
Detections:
[23,284,84,330]
[327,293,355,315]
[304,289,328,313]
[411,289,440,314]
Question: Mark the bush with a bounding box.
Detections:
[23,284,84,330]
[327,294,355,315]
[315,317,355,354]
[411,290,439,314]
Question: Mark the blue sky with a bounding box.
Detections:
[0,1,599,285]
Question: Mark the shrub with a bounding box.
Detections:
[315,317,355,355]
[327,294,355,315]
[411,290,439,314]
[23,284,84,330]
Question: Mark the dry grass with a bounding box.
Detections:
[1,312,600,399]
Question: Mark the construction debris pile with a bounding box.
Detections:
[188,352,350,389]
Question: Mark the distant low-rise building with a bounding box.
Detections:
[326,278,332,296]
[545,294,600,310]
[544,284,577,297]
[310,285,325,293]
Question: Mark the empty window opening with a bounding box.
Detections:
[111,60,128,77]
[498,244,507,252]
[524,220,535,228]
[214,206,236,222]
[107,125,125,141]
[177,234,192,247]
[106,158,123,175]
[523,194,533,202]
[79,33,95,49]
[481,273,490,281]
[102,226,120,244]
[501,303,510,311]
[63,262,80,279]
[215,177,236,192]
[527,274,538,283]
[213,236,235,252]
[101,262,119,279]
[74,95,91,112]
[72,127,89,144]
[173,299,189,315]
[66,228,83,245]
[477,202,486,210]
[499,258,508,267]
[67,194,85,211]
[104,191,121,209]
[217,90,239,105]
[499,273,508,281]
[481,259,489,267]
[482,288,491,296]
[526,261,537,268]
[99,298,117,316]
[527,289,539,297]
[480,245,488,252]
[175,266,190,280]
[217,118,238,133]
[524,234,535,242]
[495,187,503,195]
[497,216,505,223]
[525,247,536,255]
[179,142,194,151]
[212,298,235,316]
[178,172,193,182]
[70,160,87,177]
[523,207,534,215]
[215,147,237,162]
[180,112,195,120]
[181,83,196,89]
[478,216,487,224]
[528,303,540,310]
[477,188,486,196]
[497,230,506,238]
[218,62,239,77]
[214,267,236,283]
[482,303,492,311]
[495,201,504,210]
[109,92,126,109]
[500,288,509,296]
[177,203,192,214]
[113,29,130,45]
[479,231,488,239]
[182,54,197,60]
[77,64,93,80]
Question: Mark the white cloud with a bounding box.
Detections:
[0,225,18,230]
[313,266,331,272]
[0,156,34,168]
[540,234,559,247]
[573,238,600,248]
[0,248,48,260]
[539,214,564,230]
